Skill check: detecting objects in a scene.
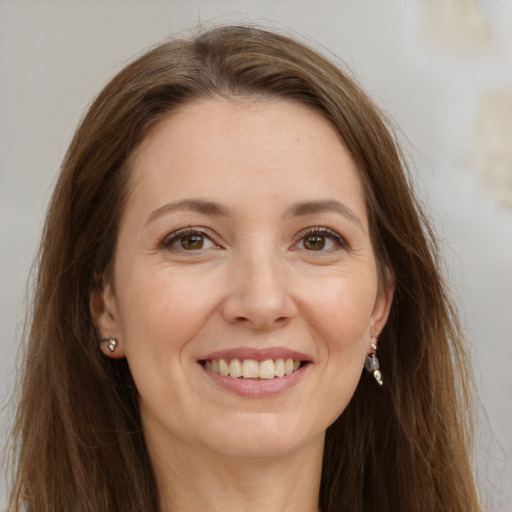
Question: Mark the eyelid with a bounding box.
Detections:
[159,226,220,250]
[292,226,348,250]
[158,225,348,251]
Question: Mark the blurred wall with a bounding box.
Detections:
[1,1,511,509]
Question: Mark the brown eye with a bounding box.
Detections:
[303,235,326,251]
[161,229,216,252]
[180,234,204,250]
[293,228,346,253]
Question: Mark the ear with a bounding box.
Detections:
[90,282,126,359]
[369,267,395,343]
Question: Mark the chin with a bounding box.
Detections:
[199,413,323,460]
[211,436,308,460]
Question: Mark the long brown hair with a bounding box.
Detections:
[8,25,480,511]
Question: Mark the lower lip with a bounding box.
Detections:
[200,363,309,398]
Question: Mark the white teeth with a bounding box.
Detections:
[242,359,259,378]
[259,359,275,379]
[274,358,285,377]
[219,359,229,376]
[205,357,303,379]
[229,359,242,378]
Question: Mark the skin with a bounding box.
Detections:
[91,97,394,512]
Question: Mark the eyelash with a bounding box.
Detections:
[292,226,348,251]
[159,227,218,251]
[160,225,347,253]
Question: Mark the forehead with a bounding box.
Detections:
[126,97,367,225]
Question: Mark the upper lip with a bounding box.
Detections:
[199,346,312,362]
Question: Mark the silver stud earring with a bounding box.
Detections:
[364,340,383,386]
[102,336,118,353]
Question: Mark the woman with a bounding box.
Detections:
[8,25,480,511]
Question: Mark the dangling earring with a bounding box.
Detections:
[364,340,383,386]
[102,336,118,353]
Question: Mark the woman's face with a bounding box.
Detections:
[93,98,393,460]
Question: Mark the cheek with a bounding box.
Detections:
[305,271,377,348]
[113,268,224,422]
[301,272,377,417]
[115,267,221,357]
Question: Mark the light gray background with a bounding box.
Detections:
[1,1,511,510]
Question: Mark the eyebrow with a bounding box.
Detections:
[288,200,364,230]
[145,199,229,226]
[146,198,364,230]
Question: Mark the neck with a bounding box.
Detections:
[149,434,324,512]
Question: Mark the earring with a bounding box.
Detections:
[102,336,118,353]
[364,340,383,386]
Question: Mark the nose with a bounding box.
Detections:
[221,248,298,330]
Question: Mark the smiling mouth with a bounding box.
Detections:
[200,358,307,379]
